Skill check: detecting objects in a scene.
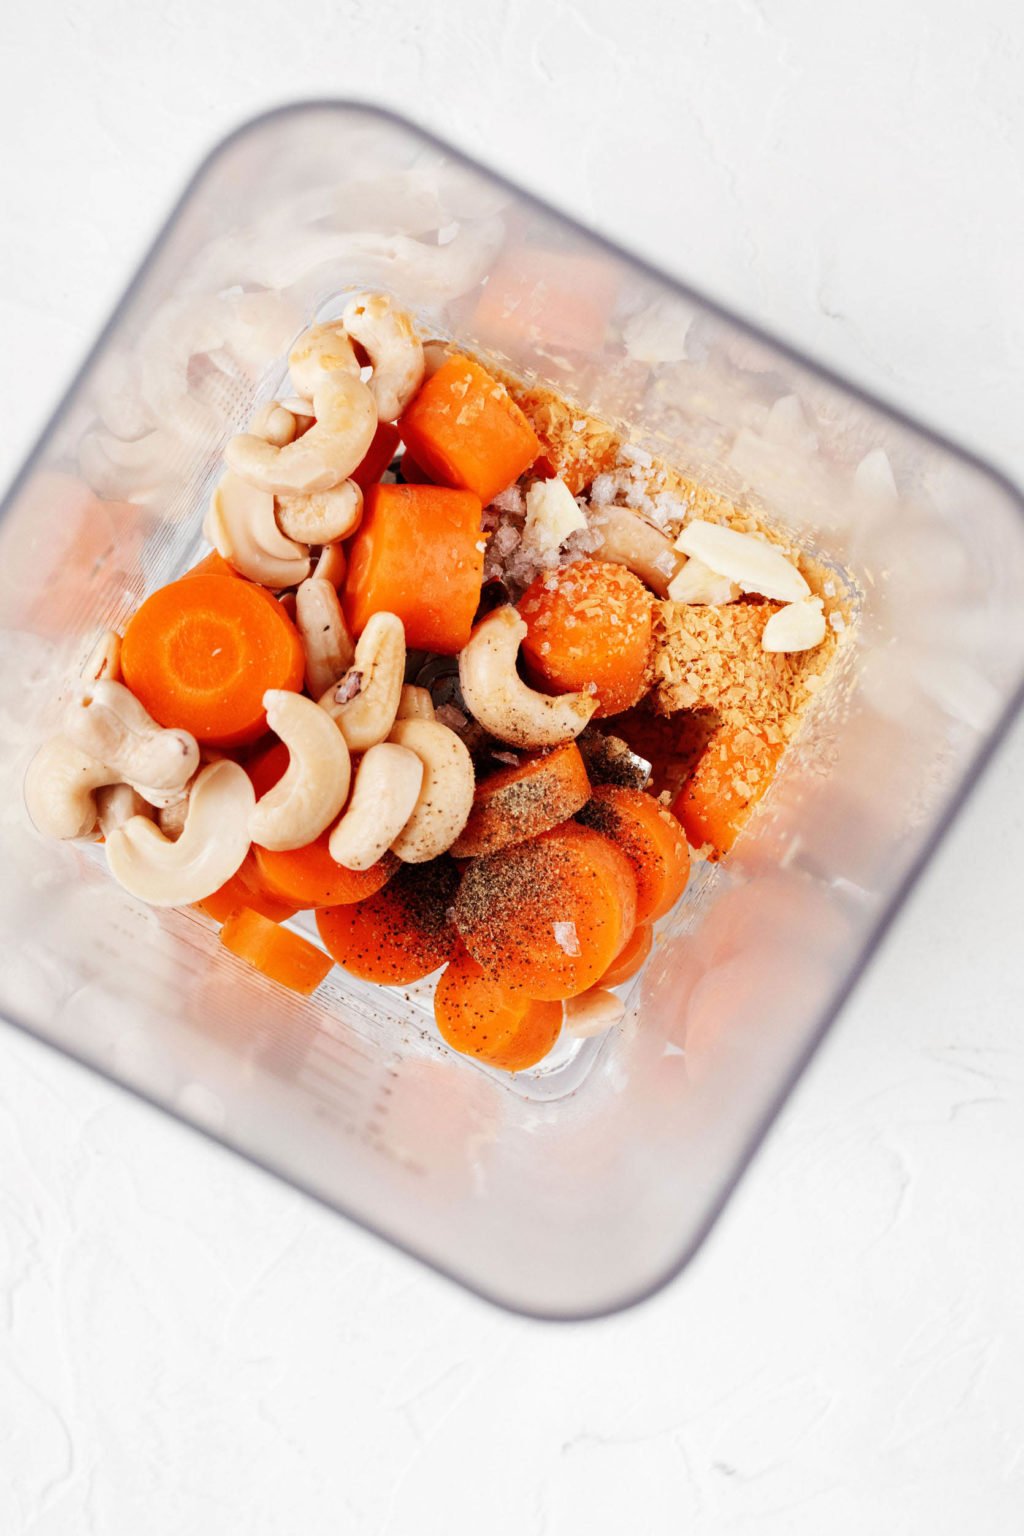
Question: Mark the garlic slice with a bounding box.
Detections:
[761,597,826,653]
[674,520,810,603]
[666,556,740,605]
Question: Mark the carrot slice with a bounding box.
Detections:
[451,742,591,858]
[183,549,236,580]
[343,482,485,653]
[454,822,637,1001]
[121,573,305,747]
[434,947,563,1071]
[256,836,397,909]
[518,560,654,717]
[220,908,332,996]
[598,921,653,988]
[351,420,401,490]
[399,355,541,504]
[316,857,460,985]
[576,786,690,924]
[196,850,299,924]
[672,725,782,859]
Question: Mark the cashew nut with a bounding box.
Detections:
[314,542,347,587]
[590,506,683,597]
[204,471,311,588]
[64,680,199,808]
[563,988,625,1039]
[395,684,435,722]
[104,760,255,907]
[82,629,122,683]
[287,321,360,399]
[96,783,151,838]
[319,612,405,752]
[249,401,298,447]
[24,736,118,840]
[458,607,597,749]
[225,373,377,497]
[387,719,475,863]
[342,292,424,422]
[328,742,423,870]
[250,689,351,852]
[295,576,355,697]
[276,480,363,544]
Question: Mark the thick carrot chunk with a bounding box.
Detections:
[220,908,332,996]
[518,560,654,718]
[351,420,401,490]
[434,947,563,1071]
[673,725,782,858]
[316,858,461,985]
[343,482,485,654]
[576,785,690,924]
[454,822,637,1001]
[196,850,298,924]
[399,355,541,504]
[121,573,304,747]
[598,921,653,988]
[451,742,591,858]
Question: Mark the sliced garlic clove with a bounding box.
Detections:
[761,597,827,653]
[666,555,740,605]
[564,988,626,1039]
[523,477,587,552]
[674,519,810,603]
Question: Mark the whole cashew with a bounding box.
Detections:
[105,760,255,907]
[458,607,597,749]
[96,783,151,838]
[328,742,424,870]
[225,373,377,497]
[319,612,405,752]
[564,988,625,1039]
[24,736,118,840]
[249,401,298,447]
[250,689,351,852]
[295,576,355,697]
[395,684,435,722]
[82,629,122,684]
[342,292,425,422]
[204,471,311,588]
[314,542,347,587]
[387,719,475,863]
[590,506,683,597]
[64,679,199,808]
[276,481,363,544]
[287,321,360,399]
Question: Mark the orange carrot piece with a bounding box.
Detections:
[316,858,460,985]
[121,573,304,747]
[397,450,433,484]
[343,482,485,653]
[598,921,653,988]
[255,836,397,909]
[451,742,591,858]
[577,785,690,924]
[672,725,783,859]
[399,354,541,503]
[220,908,332,996]
[470,246,618,355]
[183,549,236,579]
[434,947,563,1071]
[196,850,299,924]
[351,420,401,490]
[454,822,637,1001]
[518,560,654,717]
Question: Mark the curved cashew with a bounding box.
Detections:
[395,685,435,722]
[249,401,298,447]
[82,628,122,683]
[105,760,255,907]
[590,506,683,597]
[225,373,377,497]
[250,690,351,852]
[564,988,625,1039]
[314,542,347,587]
[295,577,355,697]
[64,680,199,807]
[96,783,151,838]
[319,612,405,752]
[24,736,118,840]
[387,719,475,863]
[276,480,363,544]
[458,607,597,749]
[342,292,424,422]
[204,471,311,587]
[328,742,423,870]
[287,321,360,399]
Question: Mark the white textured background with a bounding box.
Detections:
[2,2,1024,1532]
